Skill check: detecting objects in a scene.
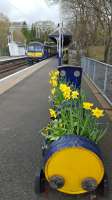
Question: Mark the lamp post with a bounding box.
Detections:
[46,0,63,66]
[58,22,62,66]
[58,0,64,66]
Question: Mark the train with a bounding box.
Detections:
[26,41,57,64]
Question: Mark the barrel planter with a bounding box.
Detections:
[35,66,108,198]
[58,66,82,90]
[43,135,104,195]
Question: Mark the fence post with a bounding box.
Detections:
[87,58,89,77]
[82,57,86,73]
[93,62,96,81]
[83,57,86,72]
[103,65,108,93]
[81,58,83,70]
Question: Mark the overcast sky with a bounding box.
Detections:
[0,0,59,24]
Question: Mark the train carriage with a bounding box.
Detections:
[26,41,56,65]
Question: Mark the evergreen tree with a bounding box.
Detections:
[22,22,31,43]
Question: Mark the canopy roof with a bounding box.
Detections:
[49,30,72,46]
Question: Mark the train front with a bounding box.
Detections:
[26,42,44,64]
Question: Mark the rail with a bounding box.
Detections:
[81,57,112,106]
[0,56,27,74]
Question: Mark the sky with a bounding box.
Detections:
[0,0,59,24]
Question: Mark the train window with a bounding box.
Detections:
[35,46,42,52]
[28,45,35,52]
[28,44,43,52]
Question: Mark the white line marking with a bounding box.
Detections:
[0,66,30,82]
[0,56,26,63]
[0,59,50,82]
[0,58,52,95]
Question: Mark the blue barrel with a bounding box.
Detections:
[44,135,104,195]
[58,66,82,89]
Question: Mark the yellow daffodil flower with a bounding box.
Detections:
[91,107,104,118]
[54,70,59,77]
[59,84,71,99]
[49,70,59,88]
[51,88,56,96]
[44,128,48,134]
[49,79,58,87]
[59,83,68,92]
[71,91,79,99]
[83,102,93,110]
[49,71,55,77]
[49,109,57,118]
[49,70,59,78]
[50,76,57,80]
[63,91,71,100]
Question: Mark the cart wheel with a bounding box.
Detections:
[42,147,46,157]
[89,192,97,200]
[34,170,46,194]
[97,173,109,197]
[34,175,41,194]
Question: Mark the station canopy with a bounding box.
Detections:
[49,29,72,47]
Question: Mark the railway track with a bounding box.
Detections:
[0,57,28,75]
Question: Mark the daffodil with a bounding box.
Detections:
[49,79,58,87]
[50,76,57,80]
[63,91,71,100]
[54,70,59,77]
[91,107,104,118]
[51,88,56,96]
[59,83,68,92]
[71,91,79,99]
[83,102,93,110]
[44,128,48,134]
[49,70,59,78]
[59,83,71,100]
[49,69,59,88]
[49,109,57,118]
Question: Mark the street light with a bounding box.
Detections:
[45,0,63,66]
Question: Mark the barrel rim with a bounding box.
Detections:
[44,135,103,164]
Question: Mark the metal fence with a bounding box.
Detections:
[81,57,112,106]
[0,48,9,56]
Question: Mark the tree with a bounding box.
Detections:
[0,13,10,49]
[30,25,36,41]
[59,0,112,63]
[22,21,31,43]
[13,28,26,43]
[87,0,112,62]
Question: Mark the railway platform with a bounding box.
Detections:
[0,56,27,62]
[0,57,111,200]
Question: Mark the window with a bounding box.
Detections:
[28,44,43,52]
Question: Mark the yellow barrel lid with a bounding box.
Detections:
[45,147,104,194]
